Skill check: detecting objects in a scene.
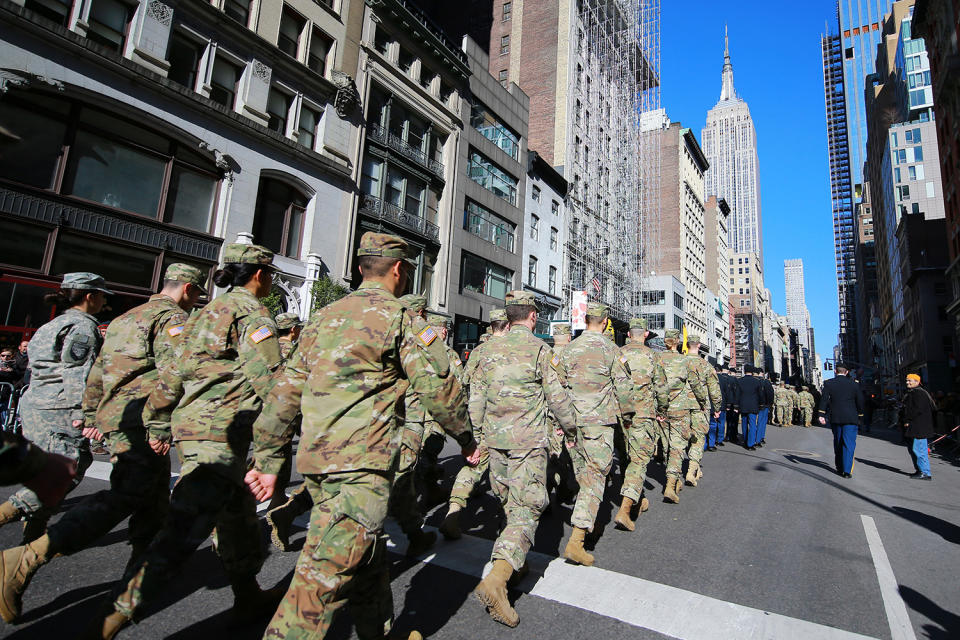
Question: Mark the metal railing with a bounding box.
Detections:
[359,195,439,241]
[367,124,444,178]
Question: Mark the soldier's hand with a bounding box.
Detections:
[24,452,77,507]
[148,438,170,456]
[72,419,83,429]
[462,442,480,466]
[713,411,721,419]
[244,469,277,502]
[82,426,104,442]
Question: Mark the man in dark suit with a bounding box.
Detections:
[725,368,741,443]
[707,364,732,450]
[818,363,865,478]
[758,373,775,446]
[737,366,765,450]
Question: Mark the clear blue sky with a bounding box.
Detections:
[661,1,839,363]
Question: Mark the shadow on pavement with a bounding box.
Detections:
[854,457,911,475]
[890,506,960,544]
[395,556,475,638]
[898,585,960,640]
[13,579,115,626]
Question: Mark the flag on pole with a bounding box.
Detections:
[591,276,601,294]
[681,324,688,354]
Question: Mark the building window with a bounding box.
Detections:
[374,28,391,55]
[267,87,292,135]
[467,150,518,205]
[500,35,510,55]
[532,185,541,202]
[308,28,334,75]
[86,0,132,53]
[550,227,558,250]
[673,293,683,310]
[528,256,537,286]
[167,31,203,91]
[551,200,559,215]
[297,104,320,149]
[498,69,508,87]
[252,177,307,259]
[278,5,305,59]
[549,266,557,294]
[502,1,511,20]
[470,100,520,160]
[464,200,515,251]
[530,214,539,240]
[210,56,241,110]
[640,313,665,330]
[641,290,665,305]
[674,316,684,331]
[398,48,415,74]
[24,0,71,27]
[461,252,512,299]
[224,0,252,26]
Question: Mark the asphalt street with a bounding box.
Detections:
[1,420,957,639]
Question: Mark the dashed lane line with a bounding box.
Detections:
[860,515,918,640]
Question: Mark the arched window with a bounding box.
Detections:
[252,177,308,259]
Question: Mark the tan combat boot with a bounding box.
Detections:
[0,533,53,622]
[474,559,519,627]
[405,529,437,557]
[613,497,635,531]
[0,501,20,527]
[639,495,650,512]
[685,461,701,487]
[230,576,287,623]
[563,527,594,566]
[663,477,680,503]
[438,505,462,540]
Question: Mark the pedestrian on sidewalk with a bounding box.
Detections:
[900,374,935,480]
[817,363,864,478]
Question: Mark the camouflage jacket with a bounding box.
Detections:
[251,281,473,476]
[688,355,721,412]
[560,330,634,426]
[82,294,187,434]
[142,287,282,444]
[468,325,576,449]
[278,337,296,359]
[659,350,706,412]
[463,334,501,387]
[21,308,102,420]
[617,342,668,418]
[787,389,800,409]
[798,390,815,409]
[774,387,791,405]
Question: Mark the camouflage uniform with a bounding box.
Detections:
[7,273,109,523]
[111,245,283,621]
[275,312,302,360]
[659,330,707,483]
[560,307,634,532]
[685,340,721,471]
[798,388,816,426]
[252,233,475,640]
[617,321,668,503]
[45,269,202,560]
[787,387,801,426]
[774,384,791,425]
[469,315,576,571]
[420,315,462,481]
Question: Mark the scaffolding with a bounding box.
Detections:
[565,0,660,322]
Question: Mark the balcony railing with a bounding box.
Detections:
[367,124,444,178]
[359,194,439,241]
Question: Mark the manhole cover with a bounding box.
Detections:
[774,449,820,458]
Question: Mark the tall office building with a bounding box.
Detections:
[784,259,811,350]
[702,29,763,260]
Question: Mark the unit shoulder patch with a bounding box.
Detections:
[250,325,274,344]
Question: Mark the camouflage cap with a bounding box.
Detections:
[687,333,701,343]
[504,290,539,308]
[489,308,507,322]
[61,272,113,295]
[274,312,302,330]
[222,243,276,270]
[163,263,208,294]
[664,328,681,340]
[399,294,427,312]
[629,317,648,330]
[586,302,609,316]
[356,232,413,266]
[552,323,572,336]
[427,312,450,328]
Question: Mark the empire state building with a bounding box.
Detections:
[702,29,763,260]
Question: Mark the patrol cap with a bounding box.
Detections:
[399,294,427,312]
[553,323,571,336]
[489,308,507,322]
[687,333,701,343]
[504,290,539,308]
[629,317,648,330]
[61,272,113,295]
[586,302,608,316]
[664,328,681,340]
[163,263,207,294]
[222,243,276,270]
[356,231,414,266]
[275,312,302,330]
[427,312,450,328]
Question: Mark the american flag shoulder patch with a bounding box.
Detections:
[551,354,561,367]
[250,325,273,344]
[167,325,184,338]
[418,327,437,346]
[619,355,629,365]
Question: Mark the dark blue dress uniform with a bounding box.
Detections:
[736,368,764,449]
[817,372,864,476]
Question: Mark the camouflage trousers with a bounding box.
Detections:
[47,429,170,556]
[686,411,709,466]
[420,422,446,473]
[664,411,693,479]
[801,408,813,426]
[388,421,425,536]
[570,425,614,532]
[265,470,393,640]
[489,447,548,571]
[449,443,488,509]
[114,439,264,619]
[621,418,658,502]
[10,405,92,519]
[775,405,791,425]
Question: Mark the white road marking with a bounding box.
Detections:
[860,515,918,640]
